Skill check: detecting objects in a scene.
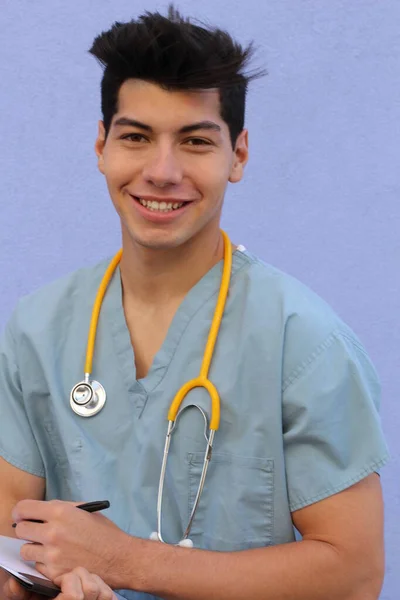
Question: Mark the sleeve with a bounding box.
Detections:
[0,316,45,477]
[282,328,389,512]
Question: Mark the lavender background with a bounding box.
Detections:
[0,2,398,597]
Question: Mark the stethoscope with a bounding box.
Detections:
[70,230,232,547]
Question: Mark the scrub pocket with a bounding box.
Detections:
[187,452,274,551]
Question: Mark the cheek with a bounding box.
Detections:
[189,157,231,196]
[103,151,139,187]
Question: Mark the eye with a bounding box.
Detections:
[185,138,212,147]
[120,133,148,143]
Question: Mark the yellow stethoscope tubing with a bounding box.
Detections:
[84,249,123,377]
[82,230,231,431]
[80,230,232,545]
[167,230,232,430]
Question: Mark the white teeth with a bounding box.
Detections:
[137,198,184,212]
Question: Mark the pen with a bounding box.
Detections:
[12,500,110,528]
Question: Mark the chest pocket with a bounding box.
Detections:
[187,452,274,551]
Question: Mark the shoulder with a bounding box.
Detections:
[233,248,345,333]
[232,249,370,381]
[6,257,113,339]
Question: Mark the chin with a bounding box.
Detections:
[130,229,189,250]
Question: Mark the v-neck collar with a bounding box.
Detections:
[104,249,250,395]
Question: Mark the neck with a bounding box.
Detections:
[119,223,228,306]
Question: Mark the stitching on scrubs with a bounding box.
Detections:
[187,453,275,547]
[289,456,390,512]
[108,268,142,400]
[239,254,284,279]
[0,443,45,478]
[0,322,46,477]
[336,329,373,357]
[282,328,341,392]
[188,453,274,469]
[270,456,275,545]
[283,328,377,395]
[4,319,23,392]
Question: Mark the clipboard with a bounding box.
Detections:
[1,566,60,598]
[0,536,60,598]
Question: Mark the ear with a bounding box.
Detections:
[228,129,249,184]
[94,121,106,174]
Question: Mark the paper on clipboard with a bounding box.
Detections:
[0,535,50,581]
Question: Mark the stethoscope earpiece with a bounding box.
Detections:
[178,538,194,548]
[149,532,194,548]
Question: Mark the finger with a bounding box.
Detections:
[12,499,74,525]
[15,521,48,544]
[80,572,102,600]
[19,542,45,564]
[68,569,113,600]
[57,572,84,600]
[12,500,49,524]
[83,574,115,600]
[3,576,32,600]
[33,562,50,579]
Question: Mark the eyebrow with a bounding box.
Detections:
[113,117,221,134]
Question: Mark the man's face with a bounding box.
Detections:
[95,79,248,250]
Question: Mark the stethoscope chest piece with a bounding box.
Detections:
[70,379,106,417]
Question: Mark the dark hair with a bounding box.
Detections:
[89,5,265,147]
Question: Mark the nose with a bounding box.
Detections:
[142,145,183,188]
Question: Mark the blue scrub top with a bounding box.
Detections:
[0,247,389,599]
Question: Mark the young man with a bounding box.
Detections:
[0,6,389,600]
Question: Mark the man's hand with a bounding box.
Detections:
[3,567,116,600]
[12,500,133,588]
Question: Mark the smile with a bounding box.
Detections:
[136,197,184,212]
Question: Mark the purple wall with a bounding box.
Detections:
[0,1,398,597]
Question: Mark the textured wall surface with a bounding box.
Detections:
[0,2,398,597]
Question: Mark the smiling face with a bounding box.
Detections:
[95,79,248,251]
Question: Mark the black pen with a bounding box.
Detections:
[12,500,110,528]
